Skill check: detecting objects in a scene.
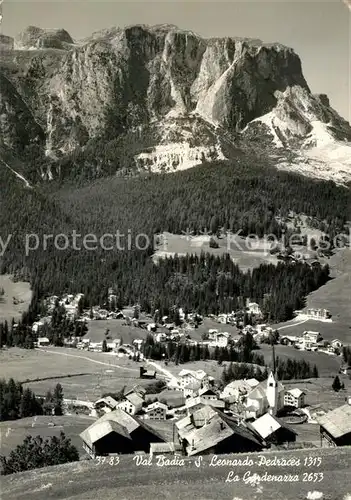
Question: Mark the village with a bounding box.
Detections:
[32,292,344,357]
[66,360,351,460]
[10,290,349,462]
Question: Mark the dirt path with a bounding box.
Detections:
[278,319,308,330]
[40,349,139,373]
[145,360,176,380]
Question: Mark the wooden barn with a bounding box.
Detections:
[80,408,165,457]
[319,403,351,447]
[250,412,297,445]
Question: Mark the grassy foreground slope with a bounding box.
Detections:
[2,447,351,500]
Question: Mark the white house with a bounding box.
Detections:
[89,342,103,352]
[32,317,51,333]
[94,396,119,414]
[177,369,210,389]
[178,308,186,321]
[280,335,299,346]
[144,401,168,420]
[218,314,229,324]
[302,331,322,343]
[133,339,144,350]
[246,301,262,316]
[208,329,218,337]
[185,396,225,415]
[154,332,167,343]
[297,338,316,351]
[77,338,90,349]
[35,337,50,347]
[284,389,305,408]
[220,380,256,402]
[117,392,143,415]
[209,332,230,348]
[242,325,255,334]
[305,308,331,321]
[255,324,269,334]
[197,387,218,401]
[168,369,214,393]
[107,339,121,351]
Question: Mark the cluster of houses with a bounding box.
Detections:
[74,353,351,459]
[79,368,305,459]
[61,360,351,459]
[280,331,343,354]
[165,368,305,418]
[45,293,84,320]
[209,300,263,326]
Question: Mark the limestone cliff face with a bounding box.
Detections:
[44,26,310,137]
[0,73,44,152]
[1,24,350,181]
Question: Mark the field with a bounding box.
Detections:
[0,415,96,458]
[0,275,32,323]
[85,319,150,344]
[284,378,351,413]
[259,344,343,378]
[153,232,278,271]
[282,377,351,445]
[274,317,351,345]
[311,249,351,321]
[151,342,343,381]
[2,447,351,500]
[273,249,351,345]
[0,415,176,459]
[0,348,158,400]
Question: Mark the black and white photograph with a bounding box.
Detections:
[0,0,350,498]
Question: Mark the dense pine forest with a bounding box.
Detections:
[0,378,64,421]
[0,154,345,322]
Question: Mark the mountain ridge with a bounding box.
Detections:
[0,24,350,183]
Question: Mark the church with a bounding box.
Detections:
[244,371,284,419]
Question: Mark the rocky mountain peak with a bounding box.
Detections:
[14,26,74,50]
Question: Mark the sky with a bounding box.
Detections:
[2,0,350,121]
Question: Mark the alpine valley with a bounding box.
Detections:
[0,24,350,309]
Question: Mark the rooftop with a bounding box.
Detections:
[145,401,168,412]
[185,396,225,410]
[125,392,144,407]
[319,404,351,439]
[94,396,118,408]
[182,408,262,456]
[286,388,305,398]
[178,369,208,380]
[251,413,281,439]
[80,419,131,448]
[80,409,166,448]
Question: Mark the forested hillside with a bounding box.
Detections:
[53,157,348,237]
[0,153,341,323]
